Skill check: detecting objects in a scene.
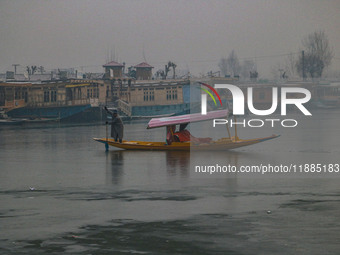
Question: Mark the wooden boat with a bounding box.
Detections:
[0,119,25,125]
[94,110,280,151]
[0,109,25,125]
[23,117,60,123]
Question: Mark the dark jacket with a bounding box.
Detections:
[105,109,124,139]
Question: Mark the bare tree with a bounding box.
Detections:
[218,58,228,76]
[250,71,258,82]
[164,64,170,80]
[38,66,45,74]
[171,62,177,79]
[167,61,177,79]
[155,69,164,79]
[285,53,296,78]
[271,62,284,81]
[296,30,333,79]
[298,53,325,79]
[31,66,37,75]
[26,65,37,79]
[227,50,240,77]
[240,60,256,80]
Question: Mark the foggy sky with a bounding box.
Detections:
[1,0,339,78]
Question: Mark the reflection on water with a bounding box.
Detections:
[106,151,125,185]
[193,150,241,166]
[165,151,190,176]
[105,150,192,185]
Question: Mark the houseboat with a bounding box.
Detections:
[0,81,103,121]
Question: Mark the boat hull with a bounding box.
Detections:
[0,119,25,125]
[93,135,279,151]
[7,104,92,120]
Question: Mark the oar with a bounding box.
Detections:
[105,106,109,151]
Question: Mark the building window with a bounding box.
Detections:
[166,90,170,100]
[167,89,177,100]
[172,89,177,100]
[77,88,81,99]
[50,91,57,102]
[44,91,50,102]
[144,91,149,101]
[15,89,21,100]
[23,91,28,103]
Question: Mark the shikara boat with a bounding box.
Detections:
[94,110,279,151]
[0,109,25,125]
[0,119,25,125]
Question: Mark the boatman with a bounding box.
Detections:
[104,107,124,143]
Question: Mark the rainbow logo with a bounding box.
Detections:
[199,82,223,106]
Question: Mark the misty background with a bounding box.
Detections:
[0,0,339,79]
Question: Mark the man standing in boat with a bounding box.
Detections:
[104,107,124,143]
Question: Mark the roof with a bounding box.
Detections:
[65,83,91,88]
[103,61,124,67]
[0,82,32,87]
[134,62,154,68]
[147,110,230,129]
